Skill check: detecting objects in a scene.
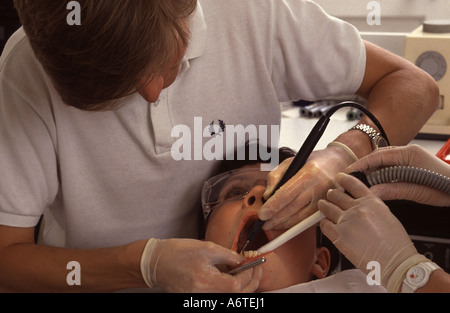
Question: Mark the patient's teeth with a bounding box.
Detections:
[242,250,262,258]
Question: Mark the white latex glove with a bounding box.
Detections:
[140,238,262,293]
[260,144,356,231]
[319,173,426,291]
[347,145,450,207]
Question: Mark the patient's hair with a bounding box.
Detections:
[217,143,296,173]
[14,0,197,111]
[210,143,340,276]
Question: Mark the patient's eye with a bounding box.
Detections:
[224,186,247,200]
[219,181,248,202]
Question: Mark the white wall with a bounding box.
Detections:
[314,0,450,21]
[313,0,450,55]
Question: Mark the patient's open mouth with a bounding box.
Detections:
[233,215,270,256]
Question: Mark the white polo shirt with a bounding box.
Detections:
[0,0,365,249]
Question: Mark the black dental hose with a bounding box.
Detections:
[239,101,390,253]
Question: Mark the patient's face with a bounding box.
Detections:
[204,165,330,292]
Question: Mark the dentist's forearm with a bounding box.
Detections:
[0,227,147,292]
[335,41,440,158]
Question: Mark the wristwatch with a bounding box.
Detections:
[402,261,441,293]
[351,124,389,150]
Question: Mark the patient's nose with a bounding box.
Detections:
[243,185,266,208]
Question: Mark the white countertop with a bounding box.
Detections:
[280,106,446,155]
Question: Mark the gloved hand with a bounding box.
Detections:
[140,238,262,293]
[347,145,450,206]
[319,173,428,291]
[260,143,357,231]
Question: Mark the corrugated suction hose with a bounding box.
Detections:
[366,166,450,194]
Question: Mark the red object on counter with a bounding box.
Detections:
[436,139,450,164]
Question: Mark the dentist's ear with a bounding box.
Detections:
[310,247,331,279]
[138,75,164,103]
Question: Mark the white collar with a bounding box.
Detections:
[185,1,207,60]
[178,1,207,76]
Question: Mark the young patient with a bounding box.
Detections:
[201,146,337,292]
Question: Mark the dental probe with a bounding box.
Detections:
[257,211,325,254]
[238,101,390,254]
[227,257,266,275]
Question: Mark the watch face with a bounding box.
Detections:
[375,136,388,148]
[406,266,427,285]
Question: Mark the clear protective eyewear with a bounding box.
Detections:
[201,167,269,221]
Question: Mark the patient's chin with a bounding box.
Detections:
[256,253,310,293]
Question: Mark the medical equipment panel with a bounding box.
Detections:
[404,20,450,139]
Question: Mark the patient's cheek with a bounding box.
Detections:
[205,205,242,249]
[205,219,235,249]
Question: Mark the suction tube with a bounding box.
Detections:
[364,166,450,194]
[239,101,390,253]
